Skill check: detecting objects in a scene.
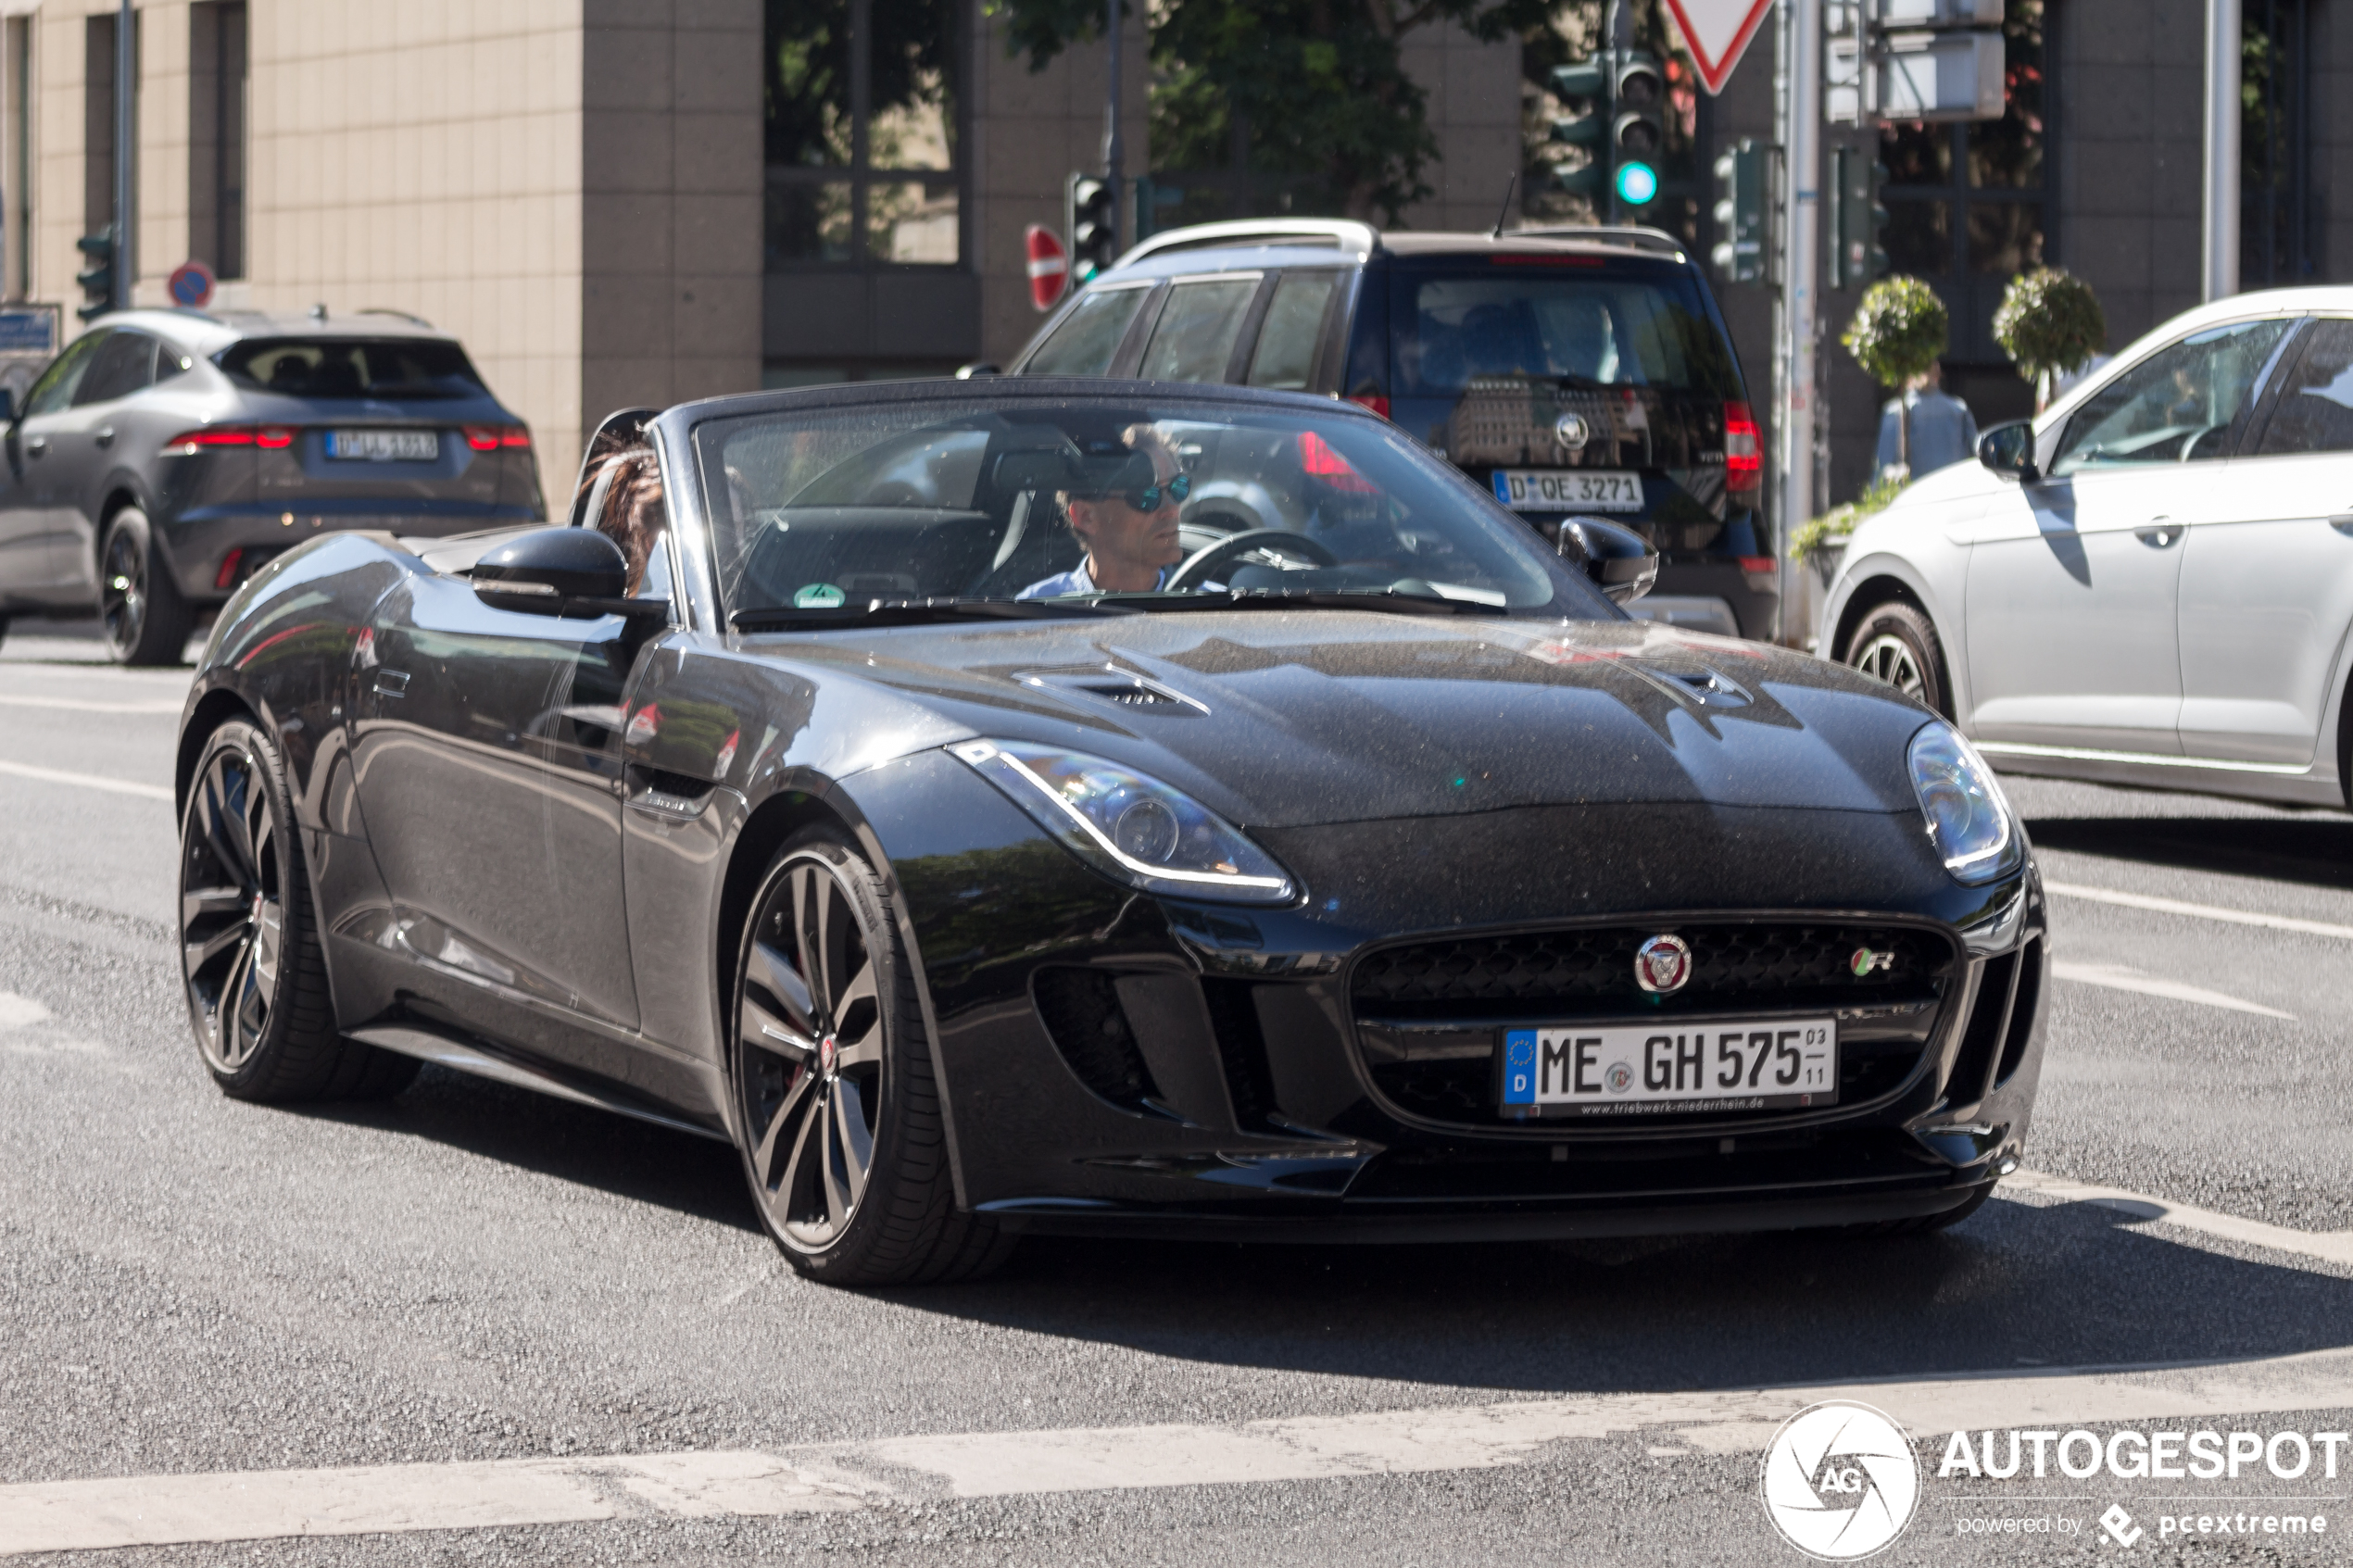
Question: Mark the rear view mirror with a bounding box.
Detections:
[1556,516,1658,606]
[1978,420,2039,483]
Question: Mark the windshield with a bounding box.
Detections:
[215,338,491,400]
[697,395,1612,621]
[1391,266,1740,398]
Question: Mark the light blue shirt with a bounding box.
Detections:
[1018,564,1174,599]
[1875,387,1980,478]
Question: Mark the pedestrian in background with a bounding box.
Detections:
[1875,360,1979,482]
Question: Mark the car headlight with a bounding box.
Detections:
[1908,721,2020,884]
[950,739,1296,905]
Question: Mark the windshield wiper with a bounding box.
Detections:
[1093,587,1510,618]
[730,597,1133,633]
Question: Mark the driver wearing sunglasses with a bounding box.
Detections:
[1018,425,1195,599]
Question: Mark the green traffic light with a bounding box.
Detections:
[1615,161,1659,205]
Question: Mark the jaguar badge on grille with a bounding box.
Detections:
[1633,934,1692,994]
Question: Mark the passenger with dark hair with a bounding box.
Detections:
[574,446,666,595]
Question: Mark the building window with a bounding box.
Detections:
[764,0,964,269]
[1877,0,2048,365]
[2243,0,2316,286]
[190,2,246,281]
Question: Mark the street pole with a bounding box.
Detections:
[1778,0,1820,646]
[2202,0,2240,302]
[1103,0,1123,254]
[112,0,132,310]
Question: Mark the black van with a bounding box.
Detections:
[996,220,1774,642]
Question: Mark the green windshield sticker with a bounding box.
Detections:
[793,583,847,608]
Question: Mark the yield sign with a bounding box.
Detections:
[1662,0,1776,95]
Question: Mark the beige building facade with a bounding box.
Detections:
[0,0,1516,510]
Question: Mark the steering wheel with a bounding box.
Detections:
[2181,425,2229,461]
[1164,529,1339,590]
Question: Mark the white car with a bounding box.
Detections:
[1820,286,2353,808]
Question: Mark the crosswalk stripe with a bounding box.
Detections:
[0,759,172,801]
[2045,881,2353,943]
[2051,960,2296,1020]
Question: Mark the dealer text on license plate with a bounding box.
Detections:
[326,429,438,462]
[1491,469,1642,512]
[1500,1019,1836,1116]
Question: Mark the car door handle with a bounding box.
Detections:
[94,427,114,448]
[24,436,44,458]
[2135,521,2183,547]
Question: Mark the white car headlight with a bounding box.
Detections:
[950,739,1297,905]
[1907,721,2020,884]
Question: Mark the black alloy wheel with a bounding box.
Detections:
[100,508,195,667]
[1844,600,1950,718]
[180,720,417,1101]
[730,829,1012,1286]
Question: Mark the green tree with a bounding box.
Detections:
[1992,267,2105,411]
[988,0,1554,223]
[1843,276,1949,473]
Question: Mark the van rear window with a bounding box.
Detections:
[1391,270,1738,399]
[216,338,490,400]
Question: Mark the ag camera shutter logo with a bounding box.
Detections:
[1761,1400,1921,1560]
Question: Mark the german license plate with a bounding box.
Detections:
[326,429,437,462]
[1500,1020,1837,1116]
[1491,468,1642,512]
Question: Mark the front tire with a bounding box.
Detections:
[729,828,1012,1286]
[1844,600,1950,717]
[101,508,195,667]
[181,720,419,1102]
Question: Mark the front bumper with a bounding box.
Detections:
[848,752,2046,1238]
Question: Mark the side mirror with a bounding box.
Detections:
[956,362,1002,380]
[472,526,667,622]
[1557,516,1658,606]
[1978,420,2040,483]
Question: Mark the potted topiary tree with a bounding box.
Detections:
[1993,267,2107,411]
[1842,277,1949,477]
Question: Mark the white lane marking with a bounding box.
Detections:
[17,1347,2353,1553]
[2006,1168,2353,1269]
[0,759,172,801]
[2050,960,2296,1020]
[0,992,52,1030]
[2046,880,2353,943]
[0,1453,863,1556]
[0,693,182,714]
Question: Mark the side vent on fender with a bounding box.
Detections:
[1033,967,1161,1112]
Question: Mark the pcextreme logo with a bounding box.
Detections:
[1761,1400,1922,1560]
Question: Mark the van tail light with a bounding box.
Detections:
[1345,394,1390,420]
[1298,431,1380,494]
[1723,401,1762,492]
[1739,555,1779,583]
[465,424,531,452]
[214,549,245,589]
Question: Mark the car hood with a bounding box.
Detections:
[747,612,1937,830]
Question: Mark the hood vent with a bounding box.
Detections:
[1021,667,1209,716]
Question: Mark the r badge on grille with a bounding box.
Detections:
[1633,933,1692,994]
[1850,947,1894,976]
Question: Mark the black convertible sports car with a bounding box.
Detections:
[175,379,2046,1286]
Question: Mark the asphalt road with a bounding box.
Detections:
[6,620,2353,1565]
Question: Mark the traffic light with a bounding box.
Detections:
[1066,174,1118,282]
[1610,53,1665,208]
[1548,56,1611,204]
[1830,146,1890,288]
[75,227,115,323]
[1710,139,1766,284]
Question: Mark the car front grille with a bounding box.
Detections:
[1350,920,1959,1129]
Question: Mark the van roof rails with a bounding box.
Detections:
[1507,225,1690,257]
[1116,219,1382,269]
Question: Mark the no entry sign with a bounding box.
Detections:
[1662,0,1776,95]
[1026,224,1068,312]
